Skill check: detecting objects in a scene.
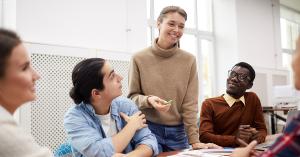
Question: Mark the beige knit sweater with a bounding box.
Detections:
[0,105,53,157]
[128,39,200,144]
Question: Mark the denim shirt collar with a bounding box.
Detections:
[79,101,119,120]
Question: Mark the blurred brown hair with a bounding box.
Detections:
[0,29,21,78]
[157,6,187,23]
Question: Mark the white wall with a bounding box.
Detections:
[16,0,147,59]
[213,0,239,93]
[214,0,283,94]
[0,0,16,30]
[236,0,281,69]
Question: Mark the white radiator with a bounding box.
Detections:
[18,43,130,151]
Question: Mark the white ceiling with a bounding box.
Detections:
[280,0,300,12]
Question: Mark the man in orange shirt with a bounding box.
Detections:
[199,62,267,147]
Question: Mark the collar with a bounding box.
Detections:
[0,105,15,123]
[151,38,178,58]
[223,93,245,107]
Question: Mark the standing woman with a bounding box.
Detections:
[0,29,53,156]
[128,6,220,152]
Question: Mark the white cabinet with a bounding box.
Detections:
[251,67,290,107]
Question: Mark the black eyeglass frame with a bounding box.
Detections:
[227,70,251,82]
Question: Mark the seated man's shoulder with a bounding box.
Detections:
[245,92,259,99]
[64,103,90,124]
[112,96,138,110]
[203,95,224,105]
[246,91,258,96]
[65,104,83,116]
[113,96,135,104]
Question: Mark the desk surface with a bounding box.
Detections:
[157,149,234,157]
[157,134,281,157]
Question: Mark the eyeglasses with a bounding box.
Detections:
[228,70,251,82]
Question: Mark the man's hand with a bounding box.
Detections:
[120,111,147,131]
[249,128,259,141]
[236,125,261,145]
[236,125,253,144]
[192,142,222,149]
[148,96,171,112]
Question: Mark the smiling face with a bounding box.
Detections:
[100,62,123,100]
[226,66,252,98]
[0,44,40,113]
[157,11,185,49]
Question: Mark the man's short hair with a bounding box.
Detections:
[232,62,255,83]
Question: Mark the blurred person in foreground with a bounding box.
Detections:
[0,28,53,157]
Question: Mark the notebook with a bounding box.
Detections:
[255,110,299,151]
[169,149,234,157]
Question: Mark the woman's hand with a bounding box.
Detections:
[192,142,222,149]
[148,96,171,112]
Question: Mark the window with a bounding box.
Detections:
[280,6,300,69]
[180,34,197,57]
[280,18,299,50]
[147,0,215,100]
[282,53,292,69]
[197,0,213,32]
[200,40,214,99]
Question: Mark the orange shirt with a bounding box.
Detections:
[199,92,267,147]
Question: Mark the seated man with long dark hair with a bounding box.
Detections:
[64,58,158,157]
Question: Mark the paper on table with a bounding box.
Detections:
[168,149,233,157]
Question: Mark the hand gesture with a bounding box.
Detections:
[148,96,171,112]
[231,140,258,157]
[120,111,147,131]
[236,125,252,144]
[249,128,259,141]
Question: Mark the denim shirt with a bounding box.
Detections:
[64,96,158,157]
